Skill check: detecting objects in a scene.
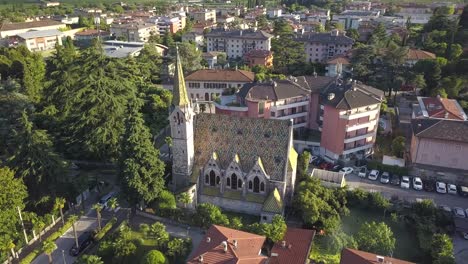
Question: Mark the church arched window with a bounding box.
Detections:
[260,182,265,192]
[231,174,238,189]
[205,174,209,184]
[227,178,231,187]
[253,176,260,193]
[216,176,220,185]
[209,170,216,186]
[248,181,252,190]
[238,179,242,188]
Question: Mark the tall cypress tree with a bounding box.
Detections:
[119,99,165,204]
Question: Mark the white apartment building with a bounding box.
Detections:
[296,30,354,63]
[0,19,65,38]
[191,9,216,24]
[14,29,63,52]
[182,32,204,49]
[110,22,158,42]
[332,10,380,29]
[206,29,273,59]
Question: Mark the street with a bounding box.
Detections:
[345,173,468,208]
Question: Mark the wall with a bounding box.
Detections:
[320,105,346,156]
[308,93,320,129]
[411,137,468,171]
[200,194,263,215]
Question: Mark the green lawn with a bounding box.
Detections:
[342,207,419,262]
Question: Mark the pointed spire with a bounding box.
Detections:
[172,45,190,107]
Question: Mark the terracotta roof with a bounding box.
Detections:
[187,225,267,264]
[262,188,283,214]
[411,119,468,143]
[340,248,415,264]
[406,49,436,60]
[186,69,255,82]
[1,19,63,32]
[239,79,310,102]
[270,228,316,264]
[193,113,292,182]
[327,56,351,65]
[244,49,273,58]
[420,97,466,120]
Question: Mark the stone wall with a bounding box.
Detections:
[200,194,262,215]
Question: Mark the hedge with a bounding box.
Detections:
[19,249,40,264]
[94,217,117,241]
[366,160,409,176]
[46,218,75,242]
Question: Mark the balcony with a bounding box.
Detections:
[293,121,307,129]
[214,95,248,112]
[345,119,377,132]
[275,111,308,120]
[342,143,373,155]
[270,100,309,111]
[344,132,375,144]
[340,108,379,120]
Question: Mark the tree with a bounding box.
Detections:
[431,234,455,264]
[53,197,66,226]
[177,192,191,208]
[149,222,170,247]
[411,74,426,90]
[155,190,177,211]
[297,151,311,181]
[346,28,360,42]
[119,99,165,204]
[194,203,229,229]
[0,167,28,246]
[391,136,406,158]
[369,23,387,46]
[440,76,464,98]
[33,218,46,242]
[92,204,103,231]
[0,237,16,264]
[69,215,79,248]
[434,6,455,15]
[162,32,175,48]
[170,42,202,73]
[141,250,168,264]
[107,197,119,216]
[355,221,395,256]
[216,53,227,68]
[167,238,187,262]
[78,255,104,264]
[264,215,287,242]
[320,229,357,255]
[42,241,57,264]
[413,59,441,94]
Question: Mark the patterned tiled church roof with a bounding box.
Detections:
[193,113,292,181]
[172,46,190,107]
[262,188,283,214]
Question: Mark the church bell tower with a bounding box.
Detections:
[169,46,195,191]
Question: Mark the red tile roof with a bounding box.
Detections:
[421,97,466,120]
[187,225,267,264]
[406,49,436,60]
[244,49,273,58]
[185,69,255,82]
[340,248,415,264]
[269,228,316,264]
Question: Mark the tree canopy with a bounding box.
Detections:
[355,221,396,256]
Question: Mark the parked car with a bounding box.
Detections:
[339,167,354,175]
[423,179,436,192]
[436,182,447,194]
[312,156,324,166]
[69,231,94,256]
[400,176,410,189]
[98,192,116,208]
[390,174,400,186]
[358,167,367,178]
[309,155,318,164]
[459,186,468,197]
[368,170,379,181]
[453,207,466,218]
[380,172,390,184]
[439,205,452,214]
[413,177,423,191]
[448,184,458,195]
[332,165,343,172]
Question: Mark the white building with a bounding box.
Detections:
[332,10,380,29]
[267,8,282,18]
[110,22,158,42]
[182,32,204,49]
[13,29,62,52]
[191,9,216,24]
[0,19,65,38]
[206,29,273,59]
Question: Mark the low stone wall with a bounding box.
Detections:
[200,194,262,215]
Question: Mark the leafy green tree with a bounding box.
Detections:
[440,76,464,98]
[229,217,244,230]
[170,42,202,73]
[8,111,65,200]
[430,234,455,264]
[177,192,191,208]
[297,151,311,181]
[0,167,27,247]
[33,218,46,242]
[346,28,360,42]
[162,32,175,48]
[271,20,305,74]
[167,238,187,262]
[53,197,66,226]
[78,255,104,264]
[155,190,177,211]
[264,215,287,242]
[391,136,406,158]
[119,99,165,204]
[0,238,16,264]
[136,45,163,84]
[411,74,426,90]
[141,250,168,264]
[369,23,387,45]
[107,197,119,216]
[149,222,170,247]
[42,241,57,264]
[355,221,395,256]
[92,204,103,231]
[434,6,455,15]
[194,203,229,229]
[413,59,442,93]
[321,229,357,254]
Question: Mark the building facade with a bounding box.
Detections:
[185,69,255,102]
[296,30,354,63]
[191,9,217,24]
[12,29,62,51]
[243,49,273,68]
[206,29,273,59]
[110,22,158,42]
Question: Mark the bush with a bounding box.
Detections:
[46,217,75,242]
[141,250,168,264]
[19,249,40,264]
[366,160,409,176]
[94,217,117,241]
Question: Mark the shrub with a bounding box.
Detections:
[141,250,168,264]
[46,217,75,242]
[94,217,117,241]
[19,249,40,264]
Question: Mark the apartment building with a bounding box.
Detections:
[412,96,467,121]
[182,32,204,49]
[11,29,62,51]
[110,22,158,42]
[243,49,273,68]
[332,10,380,29]
[185,69,255,102]
[0,19,65,38]
[206,29,273,59]
[149,16,185,35]
[296,30,354,63]
[317,81,384,161]
[191,9,216,24]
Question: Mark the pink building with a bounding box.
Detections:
[317,81,384,161]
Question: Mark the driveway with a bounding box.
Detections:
[345,174,468,208]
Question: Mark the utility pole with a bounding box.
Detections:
[17,206,28,244]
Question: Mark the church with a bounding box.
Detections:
[169,49,298,222]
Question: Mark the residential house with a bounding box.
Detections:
[346,1,372,11]
[243,49,273,68]
[405,48,436,66]
[340,248,415,264]
[325,55,351,77]
[74,29,110,45]
[191,9,216,24]
[206,28,273,59]
[41,1,60,7]
[0,19,65,38]
[269,228,316,264]
[295,30,354,63]
[412,96,467,121]
[317,80,384,161]
[217,15,236,25]
[11,29,63,51]
[267,8,283,18]
[202,52,220,69]
[185,69,255,102]
[149,16,185,35]
[332,10,380,29]
[170,52,298,217]
[182,32,204,49]
[110,22,158,42]
[190,22,217,34]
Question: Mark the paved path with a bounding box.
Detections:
[453,235,468,264]
[346,174,468,208]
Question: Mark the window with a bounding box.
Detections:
[253,176,260,193]
[271,112,275,117]
[260,182,265,192]
[216,176,220,185]
[209,170,216,186]
[231,174,238,189]
[238,179,242,188]
[227,178,231,186]
[249,181,252,190]
[258,101,265,115]
[205,174,209,184]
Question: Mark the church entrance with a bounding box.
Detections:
[209,171,216,186]
[231,174,238,189]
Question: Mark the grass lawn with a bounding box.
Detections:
[224,211,259,225]
[342,207,419,262]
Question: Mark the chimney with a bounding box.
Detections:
[436,94,441,101]
[206,237,211,243]
[376,256,385,263]
[221,241,228,253]
[288,244,292,249]
[198,255,204,262]
[281,241,286,248]
[233,239,238,249]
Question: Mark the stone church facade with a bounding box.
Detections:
[169,48,298,222]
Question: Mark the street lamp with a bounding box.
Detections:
[62,249,66,264]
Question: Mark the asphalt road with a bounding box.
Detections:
[345,173,468,209]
